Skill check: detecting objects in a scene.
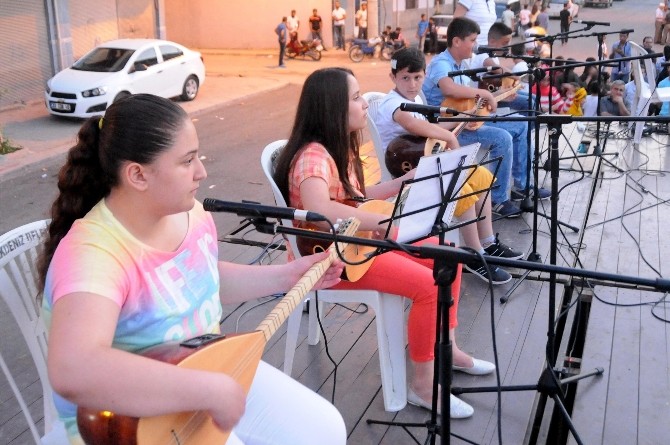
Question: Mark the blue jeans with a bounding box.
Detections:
[458,126,513,205]
[487,117,532,193]
[278,40,286,66]
[500,91,538,116]
[334,25,345,49]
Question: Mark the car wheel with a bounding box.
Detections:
[180,75,199,101]
[114,91,131,103]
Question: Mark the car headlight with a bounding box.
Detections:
[45,81,51,94]
[81,86,108,98]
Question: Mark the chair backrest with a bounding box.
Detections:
[260,140,305,257]
[629,41,657,109]
[363,91,393,183]
[631,41,657,90]
[0,219,59,442]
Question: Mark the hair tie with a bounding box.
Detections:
[98,117,104,130]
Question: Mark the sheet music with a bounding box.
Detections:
[396,143,480,243]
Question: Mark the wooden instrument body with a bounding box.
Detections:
[478,75,518,92]
[385,135,447,178]
[77,333,263,445]
[76,219,361,445]
[296,200,393,282]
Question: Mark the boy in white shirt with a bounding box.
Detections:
[375,47,523,284]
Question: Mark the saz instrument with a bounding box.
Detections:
[76,218,361,445]
[296,199,394,282]
[440,77,524,131]
[478,74,519,92]
[385,77,525,177]
[384,97,483,178]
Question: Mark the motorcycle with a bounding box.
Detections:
[286,32,322,61]
[348,35,395,63]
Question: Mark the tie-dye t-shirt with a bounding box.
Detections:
[42,199,222,443]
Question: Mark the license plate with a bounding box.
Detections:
[50,102,72,111]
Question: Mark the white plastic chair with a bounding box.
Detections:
[0,220,68,444]
[260,140,408,412]
[363,91,394,183]
[629,41,670,146]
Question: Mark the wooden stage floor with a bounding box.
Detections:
[2,121,670,444]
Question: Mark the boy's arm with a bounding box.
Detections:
[393,108,460,148]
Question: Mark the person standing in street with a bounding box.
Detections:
[610,31,632,83]
[332,1,347,50]
[501,3,515,36]
[517,3,531,37]
[355,2,368,39]
[309,9,324,43]
[428,17,438,54]
[656,2,666,44]
[287,9,300,37]
[275,16,288,68]
[536,5,549,32]
[558,2,571,46]
[417,14,429,53]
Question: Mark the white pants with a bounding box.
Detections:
[227,361,347,445]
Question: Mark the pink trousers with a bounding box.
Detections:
[333,237,461,363]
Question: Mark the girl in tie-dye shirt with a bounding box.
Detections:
[38,94,346,445]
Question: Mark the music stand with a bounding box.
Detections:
[367,143,502,445]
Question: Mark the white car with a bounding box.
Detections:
[45,39,205,118]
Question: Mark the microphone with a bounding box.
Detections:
[476,46,506,54]
[399,102,461,115]
[448,66,498,77]
[574,20,610,26]
[203,198,327,222]
[525,34,546,39]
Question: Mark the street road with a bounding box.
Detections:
[0,84,304,235]
[0,0,657,235]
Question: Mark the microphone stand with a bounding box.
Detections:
[229,192,670,445]
[490,54,661,304]
[428,112,670,444]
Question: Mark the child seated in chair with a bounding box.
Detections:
[373,47,523,285]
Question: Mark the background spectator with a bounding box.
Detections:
[287,10,300,36]
[332,1,346,50]
[355,2,368,39]
[536,5,549,32]
[275,16,288,68]
[417,14,429,53]
[610,32,632,83]
[559,3,572,46]
[598,79,630,116]
[656,2,667,44]
[309,9,323,42]
[502,3,516,36]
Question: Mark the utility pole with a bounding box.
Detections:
[368,0,379,38]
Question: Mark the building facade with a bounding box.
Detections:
[1,0,451,109]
